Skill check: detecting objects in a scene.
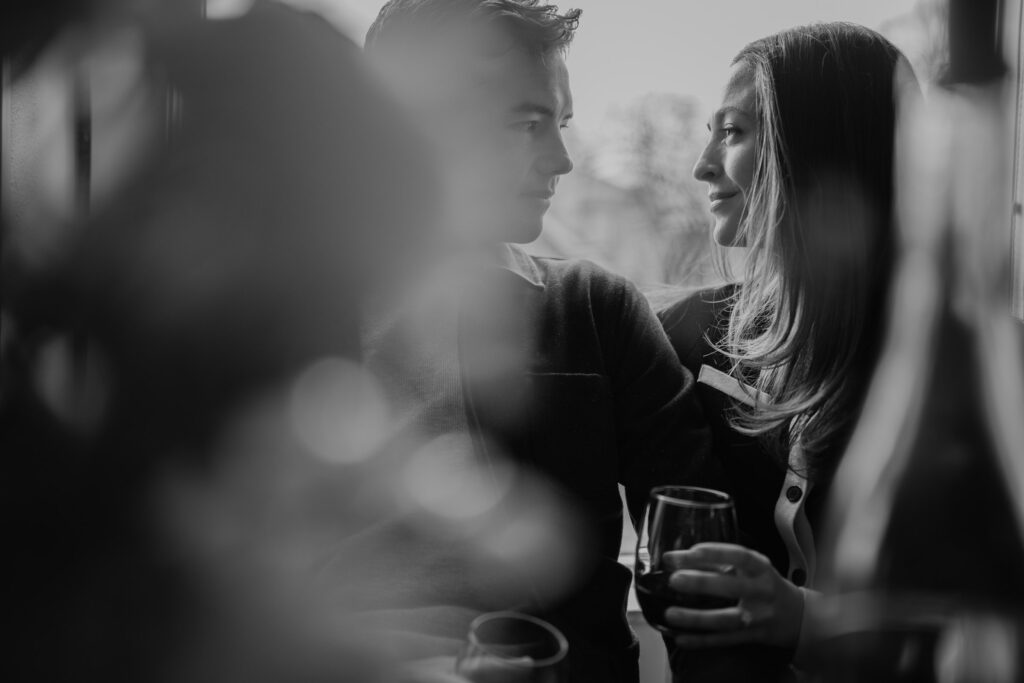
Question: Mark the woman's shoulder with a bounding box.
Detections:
[657,283,738,373]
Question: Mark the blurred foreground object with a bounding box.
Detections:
[4,2,580,682]
[454,611,569,683]
[814,0,1024,680]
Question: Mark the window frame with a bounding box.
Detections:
[1008,0,1024,320]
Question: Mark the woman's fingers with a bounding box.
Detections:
[672,627,765,649]
[663,543,770,575]
[663,605,746,632]
[668,569,748,600]
[659,544,807,650]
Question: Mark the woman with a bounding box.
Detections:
[658,22,912,681]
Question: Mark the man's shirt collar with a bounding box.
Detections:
[499,243,546,291]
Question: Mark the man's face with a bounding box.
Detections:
[411,44,574,245]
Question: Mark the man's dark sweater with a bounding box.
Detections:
[339,246,712,683]
[477,248,711,682]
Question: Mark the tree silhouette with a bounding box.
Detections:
[615,92,717,286]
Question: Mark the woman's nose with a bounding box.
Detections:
[692,145,720,182]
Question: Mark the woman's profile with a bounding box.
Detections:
[658,21,914,682]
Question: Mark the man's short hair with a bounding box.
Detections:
[365,0,581,58]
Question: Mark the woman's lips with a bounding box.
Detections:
[709,191,738,211]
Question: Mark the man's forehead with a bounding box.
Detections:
[469,48,572,110]
[371,21,571,116]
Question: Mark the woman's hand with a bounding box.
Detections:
[661,542,805,649]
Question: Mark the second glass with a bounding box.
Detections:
[455,611,568,683]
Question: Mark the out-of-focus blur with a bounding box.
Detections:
[2,2,583,682]
[4,1,1024,683]
[810,1,1024,680]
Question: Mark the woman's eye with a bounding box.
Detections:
[722,126,742,139]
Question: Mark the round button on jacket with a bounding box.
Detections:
[785,485,803,503]
[791,568,807,586]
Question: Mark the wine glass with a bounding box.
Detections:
[634,485,739,632]
[455,611,568,683]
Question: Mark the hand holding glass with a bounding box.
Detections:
[634,486,739,632]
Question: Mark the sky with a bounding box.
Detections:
[283,0,923,135]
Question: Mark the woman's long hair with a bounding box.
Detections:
[721,22,910,477]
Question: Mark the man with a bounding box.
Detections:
[359,2,712,681]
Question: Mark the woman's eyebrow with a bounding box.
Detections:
[715,105,753,118]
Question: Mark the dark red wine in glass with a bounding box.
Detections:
[634,486,739,632]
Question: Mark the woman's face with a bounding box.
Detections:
[693,61,759,246]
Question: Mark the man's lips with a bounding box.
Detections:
[521,190,555,200]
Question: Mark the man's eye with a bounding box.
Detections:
[512,120,540,132]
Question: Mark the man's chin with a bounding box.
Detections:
[501,217,545,245]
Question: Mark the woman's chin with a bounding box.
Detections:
[713,219,744,247]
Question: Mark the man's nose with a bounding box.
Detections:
[538,132,574,177]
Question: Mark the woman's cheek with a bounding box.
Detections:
[735,141,757,195]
